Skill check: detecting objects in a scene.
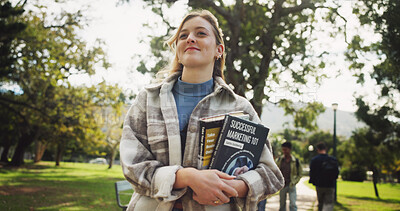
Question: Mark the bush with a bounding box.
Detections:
[341,166,367,182]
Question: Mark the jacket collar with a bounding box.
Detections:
[145,71,237,99]
[280,154,297,162]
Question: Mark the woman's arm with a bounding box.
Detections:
[120,91,186,202]
[222,179,248,197]
[174,168,239,205]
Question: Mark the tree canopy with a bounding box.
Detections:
[130,0,346,131]
[0,1,124,166]
[344,0,400,191]
[346,0,399,165]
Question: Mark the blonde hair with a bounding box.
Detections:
[159,10,225,80]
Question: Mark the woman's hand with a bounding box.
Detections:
[222,179,249,198]
[233,165,249,176]
[174,168,238,205]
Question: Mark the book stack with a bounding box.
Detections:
[198,111,270,175]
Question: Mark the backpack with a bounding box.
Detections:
[321,156,339,181]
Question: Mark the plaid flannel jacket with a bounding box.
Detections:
[120,72,284,211]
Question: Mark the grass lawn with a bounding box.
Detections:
[305,179,400,211]
[0,161,131,211]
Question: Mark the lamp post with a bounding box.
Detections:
[332,103,338,202]
[308,145,314,163]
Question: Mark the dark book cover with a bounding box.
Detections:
[198,111,248,169]
[209,115,270,175]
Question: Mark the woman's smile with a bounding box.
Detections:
[185,47,200,52]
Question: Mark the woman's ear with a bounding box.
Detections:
[216,44,224,58]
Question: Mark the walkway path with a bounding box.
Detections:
[264,176,317,211]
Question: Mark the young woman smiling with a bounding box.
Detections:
[120,10,284,211]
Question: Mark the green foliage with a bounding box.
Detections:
[280,100,326,132]
[132,0,343,127]
[0,0,26,79]
[345,1,400,196]
[341,127,399,197]
[306,180,400,210]
[341,166,367,182]
[346,0,400,153]
[0,2,123,166]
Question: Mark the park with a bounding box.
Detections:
[1,0,399,210]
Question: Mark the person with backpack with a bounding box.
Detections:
[274,142,303,211]
[309,142,339,211]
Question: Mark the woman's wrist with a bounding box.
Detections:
[174,167,198,189]
[236,180,249,197]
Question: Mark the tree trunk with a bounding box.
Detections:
[10,131,34,166]
[34,140,47,163]
[108,150,115,169]
[55,143,63,166]
[372,167,380,198]
[0,143,11,163]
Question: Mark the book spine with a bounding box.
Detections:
[198,121,206,169]
[209,115,230,169]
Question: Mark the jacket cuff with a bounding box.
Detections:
[236,170,263,210]
[151,165,187,202]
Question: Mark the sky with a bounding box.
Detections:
[48,0,379,113]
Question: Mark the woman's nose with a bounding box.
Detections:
[186,33,196,43]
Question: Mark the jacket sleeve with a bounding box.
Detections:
[234,103,284,211]
[292,159,302,186]
[309,159,315,184]
[119,91,186,202]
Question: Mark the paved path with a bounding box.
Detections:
[264,177,317,211]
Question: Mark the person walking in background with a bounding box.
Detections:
[276,142,303,211]
[309,142,339,211]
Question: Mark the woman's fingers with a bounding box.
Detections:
[218,180,238,198]
[189,170,238,205]
[215,170,236,180]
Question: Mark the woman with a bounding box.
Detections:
[120,10,284,211]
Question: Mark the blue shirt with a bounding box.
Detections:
[172,77,214,131]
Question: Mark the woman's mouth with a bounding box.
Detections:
[185,47,200,52]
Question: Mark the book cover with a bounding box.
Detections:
[209,115,270,175]
[198,111,249,169]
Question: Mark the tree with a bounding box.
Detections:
[344,128,397,198]
[1,2,110,166]
[0,0,26,79]
[130,0,344,126]
[92,83,126,169]
[346,0,400,186]
[0,1,26,162]
[346,0,399,144]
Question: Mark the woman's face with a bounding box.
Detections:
[176,17,222,70]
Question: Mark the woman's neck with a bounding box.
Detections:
[181,65,213,83]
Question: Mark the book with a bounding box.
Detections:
[198,111,249,169]
[209,115,270,175]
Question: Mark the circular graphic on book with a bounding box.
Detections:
[225,155,254,176]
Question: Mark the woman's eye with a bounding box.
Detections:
[179,34,187,39]
[198,32,207,36]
